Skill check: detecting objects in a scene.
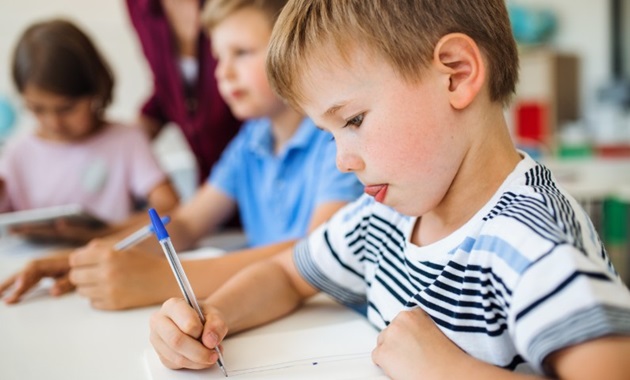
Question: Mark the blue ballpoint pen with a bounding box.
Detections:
[113,216,171,251]
[148,208,228,377]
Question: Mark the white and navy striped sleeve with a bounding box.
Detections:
[293,195,375,307]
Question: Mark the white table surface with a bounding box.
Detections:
[0,237,380,380]
[0,237,167,380]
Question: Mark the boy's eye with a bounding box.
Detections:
[343,113,364,128]
[235,48,252,57]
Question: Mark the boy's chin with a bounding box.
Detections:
[387,201,423,218]
[228,105,262,121]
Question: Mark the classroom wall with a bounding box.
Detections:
[512,0,611,112]
[0,0,150,122]
[0,1,614,126]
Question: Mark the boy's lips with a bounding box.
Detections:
[230,90,245,99]
[364,184,388,203]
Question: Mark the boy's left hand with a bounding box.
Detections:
[372,307,470,379]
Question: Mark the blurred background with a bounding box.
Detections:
[0,0,198,202]
[0,0,628,283]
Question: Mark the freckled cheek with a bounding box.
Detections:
[386,136,437,176]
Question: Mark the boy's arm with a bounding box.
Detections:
[68,239,294,310]
[78,181,236,254]
[547,336,630,379]
[150,247,318,369]
[166,183,237,252]
[374,307,630,380]
[146,179,179,215]
[204,247,318,332]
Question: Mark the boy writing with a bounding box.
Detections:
[151,0,630,377]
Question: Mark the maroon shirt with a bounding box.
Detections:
[126,0,241,183]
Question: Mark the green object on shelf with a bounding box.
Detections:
[558,144,593,159]
[604,198,629,245]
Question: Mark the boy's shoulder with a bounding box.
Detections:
[477,156,608,269]
[482,157,584,236]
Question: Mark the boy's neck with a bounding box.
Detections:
[411,106,521,247]
[268,106,304,155]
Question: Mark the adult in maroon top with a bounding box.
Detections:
[126,0,241,183]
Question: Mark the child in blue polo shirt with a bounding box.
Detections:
[1,0,361,310]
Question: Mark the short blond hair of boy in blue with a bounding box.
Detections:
[149,1,630,378]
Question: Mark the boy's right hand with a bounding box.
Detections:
[0,253,73,304]
[149,297,228,370]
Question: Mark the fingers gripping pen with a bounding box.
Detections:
[148,208,228,377]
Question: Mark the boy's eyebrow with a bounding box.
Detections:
[324,103,346,118]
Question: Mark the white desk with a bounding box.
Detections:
[0,237,160,380]
[0,237,383,380]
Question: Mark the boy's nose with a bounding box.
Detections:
[214,60,234,81]
[336,151,364,173]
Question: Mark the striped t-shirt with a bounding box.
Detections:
[294,154,630,375]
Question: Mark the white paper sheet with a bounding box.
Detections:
[144,296,389,379]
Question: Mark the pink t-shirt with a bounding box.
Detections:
[0,123,167,223]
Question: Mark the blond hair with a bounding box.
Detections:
[202,0,287,31]
[267,0,519,108]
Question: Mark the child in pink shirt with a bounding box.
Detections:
[0,19,179,243]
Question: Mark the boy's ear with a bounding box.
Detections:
[433,33,486,110]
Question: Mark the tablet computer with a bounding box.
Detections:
[0,204,107,230]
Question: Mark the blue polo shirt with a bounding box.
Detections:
[209,117,363,247]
